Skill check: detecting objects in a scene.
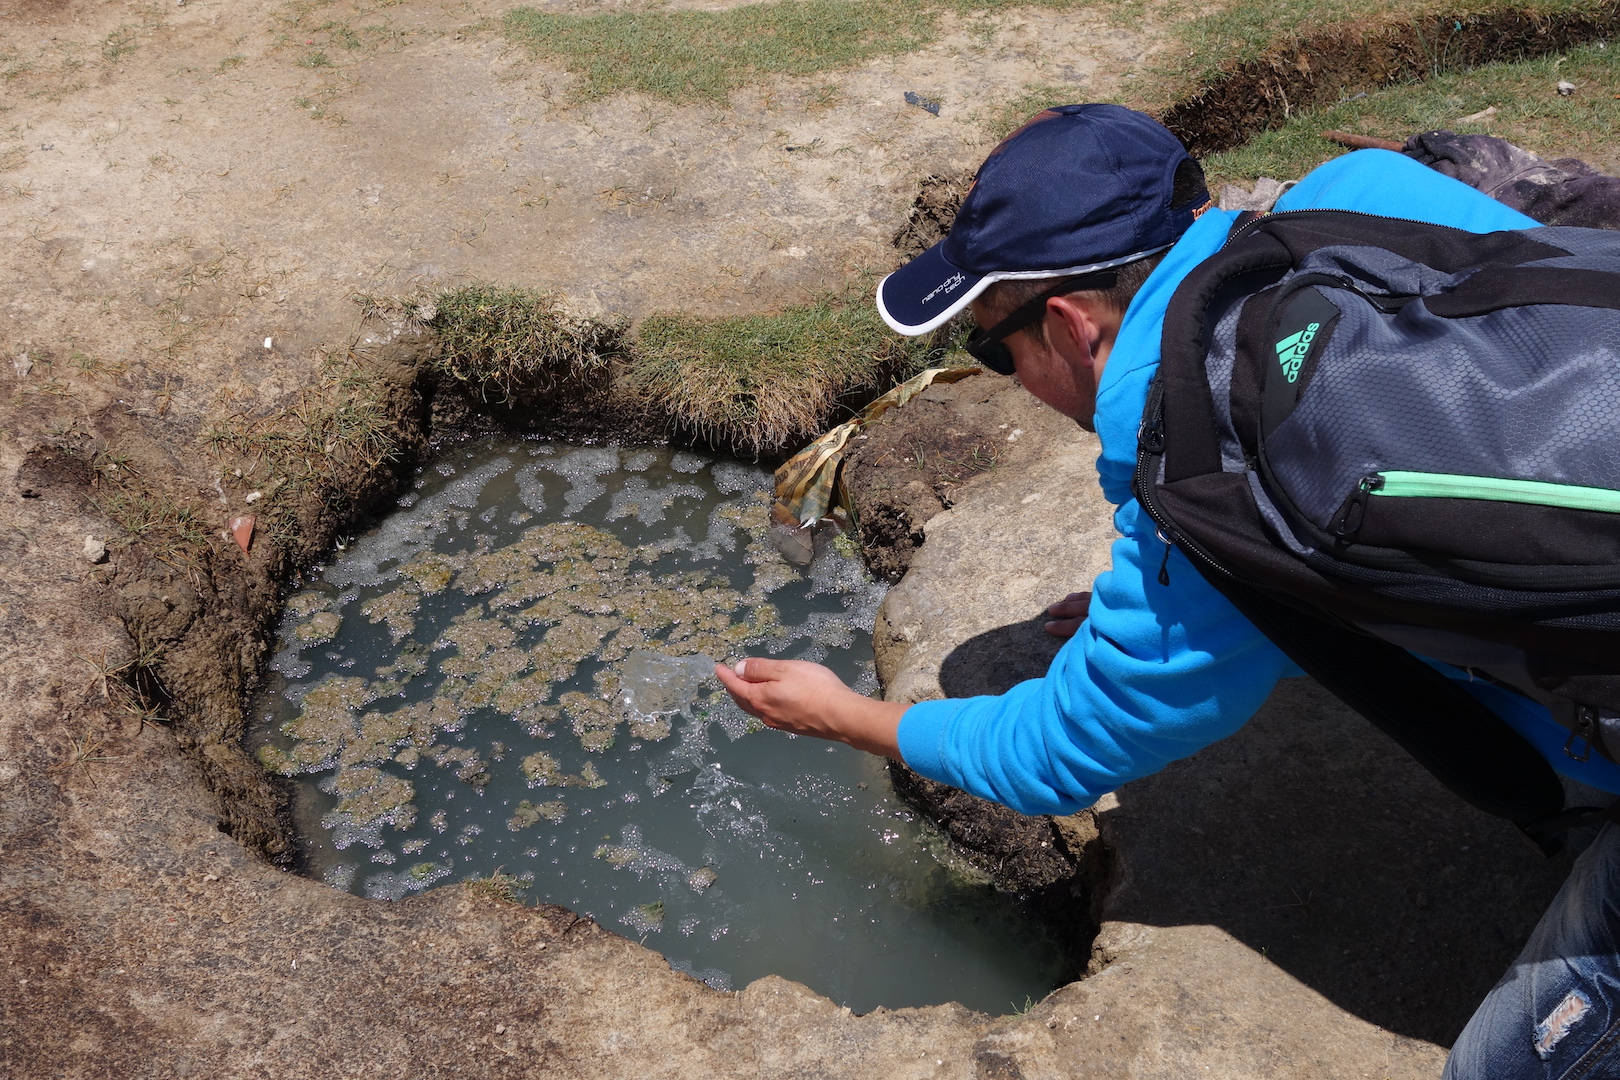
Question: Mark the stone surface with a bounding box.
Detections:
[867,379,1578,1073]
[869,383,1115,708]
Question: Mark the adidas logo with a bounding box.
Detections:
[1274,321,1321,384]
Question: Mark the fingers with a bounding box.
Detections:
[714,663,768,720]
[713,662,746,693]
[722,656,795,683]
[1045,591,1091,618]
[1043,616,1084,638]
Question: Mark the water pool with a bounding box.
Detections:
[252,438,1075,1014]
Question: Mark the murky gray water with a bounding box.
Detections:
[252,438,1073,1014]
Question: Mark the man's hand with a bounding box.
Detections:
[1043,590,1092,638]
[714,658,907,759]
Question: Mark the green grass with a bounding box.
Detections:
[1204,40,1620,184]
[503,0,1092,104]
[625,297,943,454]
[463,870,523,904]
[95,489,212,559]
[429,284,626,401]
[504,0,932,103]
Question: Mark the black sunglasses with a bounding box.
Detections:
[964,270,1117,375]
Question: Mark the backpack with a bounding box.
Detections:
[1133,209,1620,853]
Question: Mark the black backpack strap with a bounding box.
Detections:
[1191,564,1572,854]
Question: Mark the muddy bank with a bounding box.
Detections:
[843,371,1025,581]
[887,759,1114,979]
[1163,5,1620,156]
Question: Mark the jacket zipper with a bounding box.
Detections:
[1219,207,1459,251]
[1565,705,1598,762]
[1133,377,1236,582]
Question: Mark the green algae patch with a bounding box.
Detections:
[400,553,459,593]
[330,765,417,831]
[508,799,568,830]
[294,610,342,646]
[560,691,620,753]
[361,587,421,641]
[286,591,332,618]
[594,842,639,868]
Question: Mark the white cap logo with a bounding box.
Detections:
[921,273,966,305]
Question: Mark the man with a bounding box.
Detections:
[714,104,1620,1077]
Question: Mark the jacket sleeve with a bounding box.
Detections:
[896,502,1302,815]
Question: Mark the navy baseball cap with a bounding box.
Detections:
[877,104,1209,335]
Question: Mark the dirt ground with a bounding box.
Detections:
[0,1,1171,1075]
[0,0,1158,426]
[0,0,1613,1074]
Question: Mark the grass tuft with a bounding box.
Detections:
[624,297,944,456]
[96,489,212,558]
[463,870,523,904]
[430,284,626,402]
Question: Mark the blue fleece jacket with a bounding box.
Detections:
[895,149,1620,814]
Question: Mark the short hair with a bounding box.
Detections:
[978,250,1167,342]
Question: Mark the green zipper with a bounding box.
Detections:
[1371,470,1620,513]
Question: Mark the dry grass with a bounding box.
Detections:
[624,297,943,456]
[205,353,402,546]
[429,284,626,403]
[87,443,212,565]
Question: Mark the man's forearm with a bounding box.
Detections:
[827,694,907,759]
[714,657,908,760]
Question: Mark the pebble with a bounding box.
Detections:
[82,535,108,564]
[230,515,255,555]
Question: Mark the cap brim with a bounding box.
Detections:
[877,241,1176,337]
[876,242,992,336]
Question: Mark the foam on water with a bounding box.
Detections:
[253,438,1076,1014]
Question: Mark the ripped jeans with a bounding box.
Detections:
[1446,822,1620,1079]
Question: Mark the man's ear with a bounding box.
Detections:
[1044,295,1105,372]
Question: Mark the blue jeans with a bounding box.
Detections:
[1446,822,1620,1079]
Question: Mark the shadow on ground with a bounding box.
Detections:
[939,622,1572,1046]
